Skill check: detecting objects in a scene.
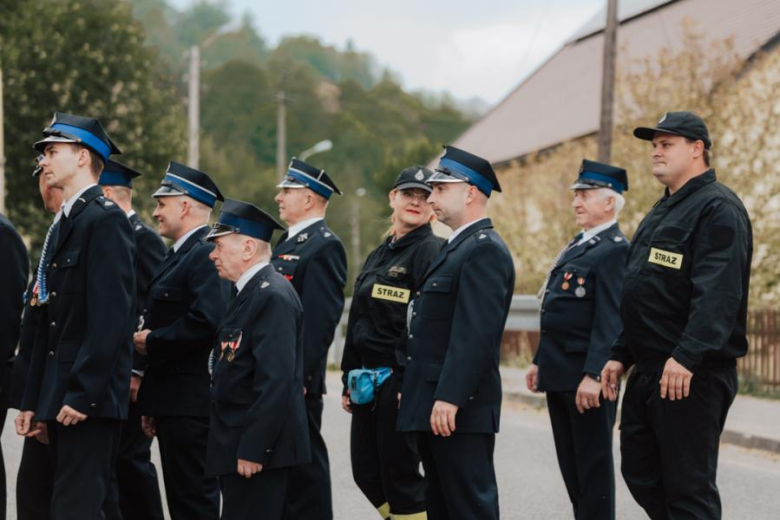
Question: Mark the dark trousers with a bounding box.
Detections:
[46,418,121,520]
[285,394,332,520]
[350,374,425,518]
[17,435,54,520]
[155,415,219,520]
[220,467,289,520]
[116,402,164,520]
[417,432,499,520]
[0,410,6,520]
[546,391,616,520]
[620,367,738,520]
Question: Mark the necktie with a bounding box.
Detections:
[537,233,583,298]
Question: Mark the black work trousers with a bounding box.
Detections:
[620,366,737,520]
[350,373,425,518]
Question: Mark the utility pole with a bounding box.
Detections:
[597,0,619,163]
[276,90,286,180]
[0,64,5,214]
[187,45,200,169]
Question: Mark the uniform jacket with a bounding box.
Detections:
[206,265,310,477]
[611,170,753,372]
[534,223,629,392]
[341,224,443,391]
[0,214,29,410]
[22,186,135,420]
[128,212,167,372]
[397,218,515,434]
[271,220,347,395]
[136,226,229,417]
[10,278,38,410]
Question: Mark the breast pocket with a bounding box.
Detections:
[273,255,300,282]
[418,275,454,320]
[645,225,692,275]
[53,249,83,294]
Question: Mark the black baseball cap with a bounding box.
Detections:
[392,166,434,192]
[634,111,711,149]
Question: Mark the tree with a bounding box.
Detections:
[0,0,187,260]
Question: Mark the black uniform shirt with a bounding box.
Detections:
[611,170,753,372]
[340,224,443,391]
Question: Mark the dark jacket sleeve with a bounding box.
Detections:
[395,236,443,378]
[0,221,29,363]
[238,292,300,465]
[584,243,628,376]
[133,228,166,372]
[301,239,347,392]
[0,221,29,409]
[672,201,751,371]
[434,241,514,408]
[147,244,227,361]
[64,211,135,414]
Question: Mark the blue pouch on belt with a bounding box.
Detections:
[348,367,392,405]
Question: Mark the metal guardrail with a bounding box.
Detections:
[328,295,542,365]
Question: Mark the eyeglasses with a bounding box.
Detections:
[398,189,430,203]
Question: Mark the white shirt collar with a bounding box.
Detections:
[287,217,323,241]
[236,261,268,293]
[62,183,97,217]
[447,218,483,244]
[173,224,207,252]
[579,219,617,245]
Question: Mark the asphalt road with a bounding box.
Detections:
[3,373,780,519]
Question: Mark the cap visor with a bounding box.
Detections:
[33,135,77,152]
[633,126,686,142]
[427,171,466,185]
[152,185,186,198]
[394,181,432,193]
[205,225,236,241]
[275,180,307,189]
[569,181,602,191]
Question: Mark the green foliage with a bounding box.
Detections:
[0,0,187,262]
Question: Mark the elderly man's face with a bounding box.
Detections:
[571,188,615,230]
[208,234,246,282]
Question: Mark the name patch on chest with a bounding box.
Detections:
[648,247,683,270]
[371,284,410,304]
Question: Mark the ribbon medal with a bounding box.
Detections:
[220,332,243,362]
[562,272,572,291]
[575,276,586,298]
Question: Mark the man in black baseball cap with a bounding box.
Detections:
[602,112,753,519]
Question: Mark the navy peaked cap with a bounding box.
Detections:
[207,198,285,243]
[153,161,224,207]
[34,111,121,162]
[277,158,342,199]
[99,160,141,188]
[428,145,501,197]
[571,159,628,194]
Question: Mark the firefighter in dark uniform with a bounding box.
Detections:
[397,146,515,520]
[0,196,30,520]
[341,166,443,520]
[133,162,230,520]
[11,156,60,520]
[601,112,753,520]
[16,112,136,520]
[526,159,629,520]
[272,158,347,519]
[205,199,310,520]
[99,160,167,520]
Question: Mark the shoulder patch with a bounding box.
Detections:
[135,224,143,231]
[261,281,270,289]
[613,236,623,243]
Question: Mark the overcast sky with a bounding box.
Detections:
[169,0,605,105]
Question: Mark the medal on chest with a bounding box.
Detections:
[220,332,243,362]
